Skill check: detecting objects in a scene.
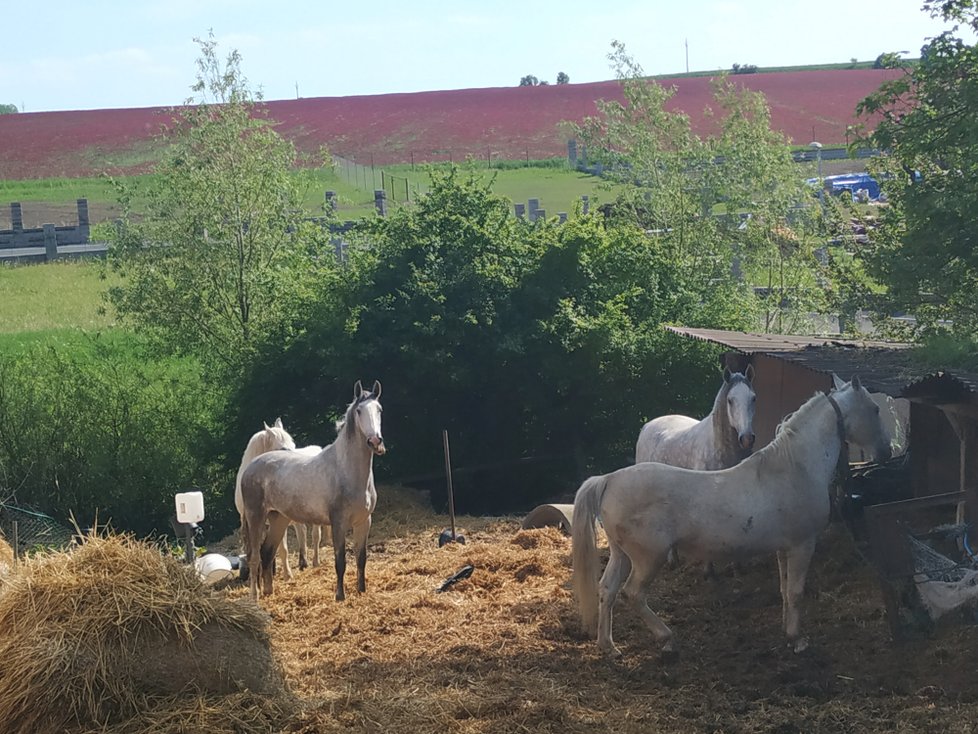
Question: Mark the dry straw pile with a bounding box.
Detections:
[0,532,14,580]
[0,534,292,734]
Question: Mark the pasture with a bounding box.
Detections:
[0,162,614,228]
[0,260,116,334]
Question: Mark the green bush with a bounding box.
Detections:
[233,170,744,513]
[0,333,224,537]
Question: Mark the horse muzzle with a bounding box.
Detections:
[740,433,756,451]
[368,436,386,456]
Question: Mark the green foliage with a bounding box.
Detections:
[102,33,337,375]
[574,42,843,333]
[519,75,540,87]
[0,103,17,115]
[234,170,742,512]
[858,0,978,335]
[0,333,222,536]
[557,72,570,85]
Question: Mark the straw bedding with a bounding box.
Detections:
[5,485,978,733]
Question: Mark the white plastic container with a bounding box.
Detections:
[194,553,234,585]
[175,491,205,524]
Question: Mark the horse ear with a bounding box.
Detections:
[354,380,363,399]
[851,374,862,390]
[263,421,271,430]
[832,373,846,391]
[274,417,283,428]
[745,364,755,384]
[372,380,382,398]
[723,367,732,383]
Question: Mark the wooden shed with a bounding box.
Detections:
[666,326,978,636]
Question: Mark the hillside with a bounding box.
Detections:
[0,68,898,179]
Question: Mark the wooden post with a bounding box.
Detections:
[442,430,457,541]
[43,223,57,260]
[11,520,18,562]
[374,190,387,217]
[10,203,22,232]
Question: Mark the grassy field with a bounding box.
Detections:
[0,160,617,227]
[0,260,116,334]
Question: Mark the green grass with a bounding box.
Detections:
[0,162,616,225]
[0,261,118,334]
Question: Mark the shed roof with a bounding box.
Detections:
[665,326,978,400]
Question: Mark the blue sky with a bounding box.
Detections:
[0,1,964,113]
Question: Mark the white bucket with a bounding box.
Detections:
[194,553,234,586]
[175,491,205,524]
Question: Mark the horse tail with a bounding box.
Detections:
[572,473,609,638]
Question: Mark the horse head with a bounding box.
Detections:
[830,373,892,461]
[353,380,386,456]
[261,417,296,452]
[723,365,756,451]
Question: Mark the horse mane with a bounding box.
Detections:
[754,390,832,469]
[335,391,377,440]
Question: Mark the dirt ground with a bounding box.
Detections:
[214,486,978,734]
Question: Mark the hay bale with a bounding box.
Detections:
[0,534,289,734]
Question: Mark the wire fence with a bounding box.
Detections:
[0,501,75,555]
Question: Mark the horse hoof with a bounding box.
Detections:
[660,639,680,662]
[298,559,308,571]
[790,637,810,654]
[598,641,622,658]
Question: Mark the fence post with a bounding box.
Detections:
[10,203,23,232]
[535,209,546,222]
[558,212,567,223]
[374,190,388,217]
[43,223,57,260]
[325,191,337,211]
[528,198,540,223]
[581,195,590,215]
[567,139,578,167]
[514,203,526,218]
[76,198,90,241]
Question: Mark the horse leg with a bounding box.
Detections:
[330,513,348,602]
[277,525,293,580]
[777,550,788,631]
[262,513,291,598]
[782,540,817,653]
[621,551,676,655]
[239,512,251,584]
[311,525,320,568]
[352,516,371,594]
[297,524,309,571]
[596,547,629,656]
[245,513,264,603]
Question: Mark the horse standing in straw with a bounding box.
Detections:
[636,365,756,469]
[235,419,296,579]
[573,375,891,656]
[234,421,324,579]
[241,380,385,603]
[636,365,756,572]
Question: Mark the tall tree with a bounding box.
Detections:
[574,42,837,333]
[103,33,334,374]
[858,0,978,334]
[0,103,18,114]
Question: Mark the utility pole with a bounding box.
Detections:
[295,81,299,99]
[685,38,689,73]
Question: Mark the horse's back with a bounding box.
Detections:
[636,414,701,465]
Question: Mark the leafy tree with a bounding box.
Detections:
[102,32,335,375]
[557,71,570,84]
[575,41,838,334]
[519,74,539,86]
[858,0,978,334]
[0,103,17,114]
[235,169,735,512]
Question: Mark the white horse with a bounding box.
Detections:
[234,421,322,579]
[241,380,385,602]
[573,374,890,656]
[636,365,756,469]
[235,419,296,578]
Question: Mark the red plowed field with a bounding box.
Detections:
[0,69,896,179]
